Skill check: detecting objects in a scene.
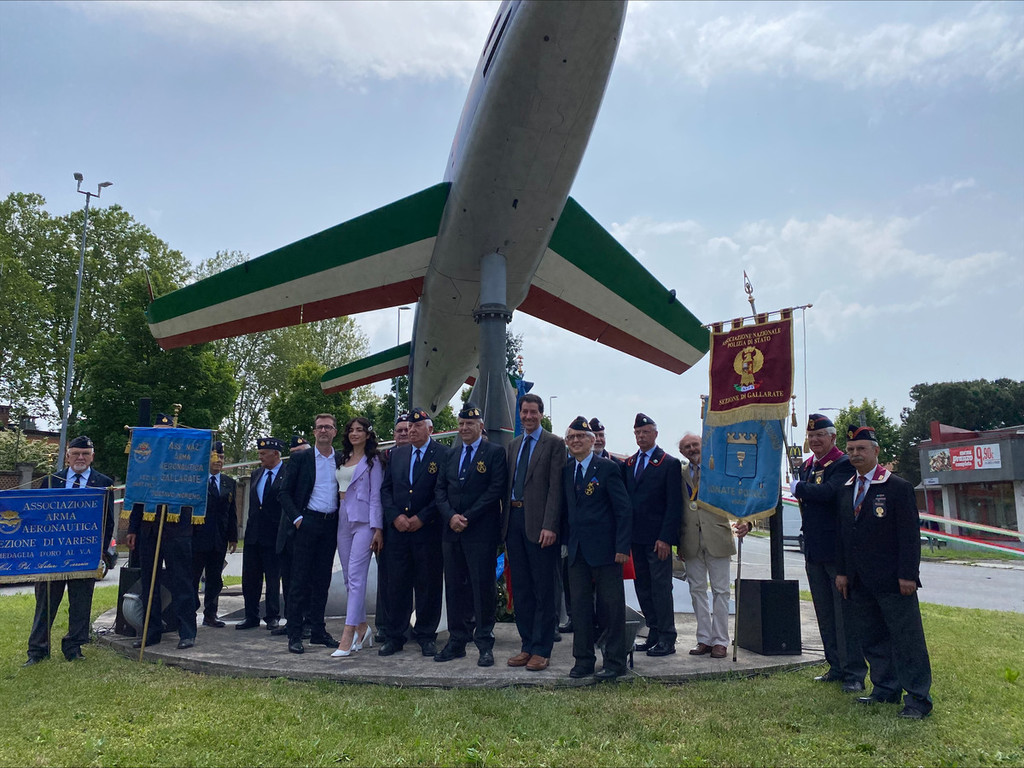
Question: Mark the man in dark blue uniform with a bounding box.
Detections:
[126,416,197,650]
[790,414,865,691]
[379,408,449,657]
[191,441,238,628]
[562,416,632,681]
[238,437,286,631]
[24,435,115,665]
[836,425,933,720]
[623,413,682,657]
[434,403,507,667]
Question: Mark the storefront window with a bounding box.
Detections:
[954,482,1017,540]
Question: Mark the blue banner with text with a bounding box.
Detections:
[124,427,211,523]
[0,488,107,583]
[699,419,783,521]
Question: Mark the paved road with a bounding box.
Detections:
[5,541,1023,614]
[737,535,1024,613]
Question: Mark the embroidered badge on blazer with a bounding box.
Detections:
[476,460,487,474]
[585,478,599,496]
[428,462,438,475]
[873,494,887,518]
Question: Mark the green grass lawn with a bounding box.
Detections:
[1,586,1022,767]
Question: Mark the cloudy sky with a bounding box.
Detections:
[2,1,1022,455]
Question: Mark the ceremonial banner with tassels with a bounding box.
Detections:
[698,419,784,522]
[0,488,107,582]
[123,428,210,524]
[705,311,793,426]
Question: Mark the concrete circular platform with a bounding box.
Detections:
[93,585,824,688]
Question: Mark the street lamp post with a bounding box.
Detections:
[548,395,557,429]
[393,306,411,425]
[56,173,112,473]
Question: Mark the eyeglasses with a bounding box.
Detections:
[313,425,336,431]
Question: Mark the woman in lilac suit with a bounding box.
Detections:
[332,417,384,657]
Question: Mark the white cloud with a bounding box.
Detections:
[73,0,498,84]
[914,177,977,197]
[621,1,1024,89]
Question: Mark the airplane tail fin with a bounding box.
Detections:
[321,343,411,394]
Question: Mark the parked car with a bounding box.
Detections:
[781,495,804,553]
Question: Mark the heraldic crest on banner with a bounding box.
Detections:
[122,427,211,524]
[699,309,794,522]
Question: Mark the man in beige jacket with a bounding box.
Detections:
[678,432,748,659]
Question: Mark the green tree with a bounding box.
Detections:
[897,379,1024,486]
[75,274,237,480]
[834,398,900,466]
[195,250,369,462]
[0,429,57,473]
[267,361,357,442]
[0,193,189,423]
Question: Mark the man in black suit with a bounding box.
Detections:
[24,435,115,666]
[791,414,865,691]
[238,437,286,631]
[126,415,198,650]
[191,441,238,628]
[278,414,340,654]
[373,413,410,644]
[379,407,449,657]
[434,403,508,667]
[562,417,632,681]
[836,425,933,720]
[623,413,682,657]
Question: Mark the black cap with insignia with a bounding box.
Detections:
[847,425,878,444]
[408,408,431,423]
[634,413,655,428]
[568,415,592,432]
[807,413,834,431]
[258,436,286,452]
[459,402,483,420]
[68,435,94,449]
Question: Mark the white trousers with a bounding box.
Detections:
[685,551,731,647]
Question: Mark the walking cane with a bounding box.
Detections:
[139,504,168,661]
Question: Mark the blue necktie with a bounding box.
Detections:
[260,470,273,505]
[854,475,869,517]
[460,445,473,483]
[574,463,584,495]
[72,473,83,489]
[635,452,647,480]
[513,435,532,500]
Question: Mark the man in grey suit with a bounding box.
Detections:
[678,432,748,660]
[503,393,564,672]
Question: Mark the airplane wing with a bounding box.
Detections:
[519,196,710,374]
[146,183,451,348]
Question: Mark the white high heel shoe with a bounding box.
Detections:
[353,626,373,652]
[331,634,357,658]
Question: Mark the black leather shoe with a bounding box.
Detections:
[235,619,260,630]
[553,631,562,643]
[569,664,595,679]
[378,641,403,657]
[22,656,46,667]
[310,633,337,647]
[842,681,866,693]
[177,638,195,650]
[857,693,902,705]
[132,638,160,649]
[265,619,280,630]
[594,667,628,681]
[434,644,466,662]
[203,618,226,628]
[558,621,574,634]
[814,670,843,683]
[420,641,437,657]
[646,641,676,657]
[897,706,928,720]
[288,640,304,654]
[477,650,494,667]
[633,638,657,652]
[270,626,289,636]
[65,650,85,661]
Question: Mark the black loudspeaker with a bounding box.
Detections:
[115,566,140,636]
[736,578,801,655]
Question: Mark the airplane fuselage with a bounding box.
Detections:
[411,0,627,412]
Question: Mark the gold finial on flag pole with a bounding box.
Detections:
[743,270,756,315]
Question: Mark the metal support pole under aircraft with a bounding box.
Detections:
[473,252,514,448]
